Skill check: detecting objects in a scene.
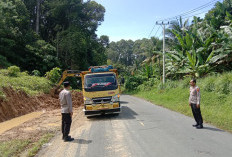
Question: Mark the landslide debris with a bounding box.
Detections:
[0,87,83,122]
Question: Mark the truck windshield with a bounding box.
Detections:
[84,73,118,92]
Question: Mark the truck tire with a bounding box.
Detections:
[114,113,119,116]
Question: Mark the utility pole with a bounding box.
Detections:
[156,21,169,84]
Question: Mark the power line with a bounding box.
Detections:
[180,10,210,20]
[158,30,163,39]
[179,0,223,21]
[158,0,218,22]
[157,0,220,22]
[148,0,221,39]
[154,25,161,38]
[148,23,162,39]
[149,0,220,38]
[168,9,212,24]
[148,25,157,38]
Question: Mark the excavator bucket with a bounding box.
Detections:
[50,86,61,98]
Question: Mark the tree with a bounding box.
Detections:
[36,0,41,34]
[0,0,108,73]
[99,35,109,48]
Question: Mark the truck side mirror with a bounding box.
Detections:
[120,78,125,84]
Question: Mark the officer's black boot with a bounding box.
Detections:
[62,135,71,140]
[192,124,198,127]
[196,124,203,129]
[64,136,74,142]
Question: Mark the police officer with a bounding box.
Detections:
[189,79,203,129]
[59,81,74,142]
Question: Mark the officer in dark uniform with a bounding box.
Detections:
[189,79,203,129]
[59,81,74,142]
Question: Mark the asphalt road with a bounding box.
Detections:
[38,95,232,157]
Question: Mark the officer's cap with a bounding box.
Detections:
[63,81,70,88]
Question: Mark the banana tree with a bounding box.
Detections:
[186,49,215,77]
[168,27,225,76]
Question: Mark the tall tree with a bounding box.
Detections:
[36,0,41,34]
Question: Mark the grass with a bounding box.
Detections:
[0,68,52,99]
[27,133,55,157]
[0,139,30,157]
[126,72,232,132]
[0,133,55,157]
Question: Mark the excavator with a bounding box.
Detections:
[50,70,81,97]
[52,65,123,117]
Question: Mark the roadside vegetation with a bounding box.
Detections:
[0,139,30,157]
[27,133,55,157]
[0,133,55,157]
[0,66,52,99]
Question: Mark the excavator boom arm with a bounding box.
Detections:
[57,70,81,87]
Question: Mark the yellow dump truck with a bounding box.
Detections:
[56,65,122,117]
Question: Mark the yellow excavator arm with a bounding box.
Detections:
[57,70,82,87]
[50,70,82,97]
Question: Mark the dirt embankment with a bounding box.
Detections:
[0,87,83,122]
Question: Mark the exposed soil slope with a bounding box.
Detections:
[0,87,83,122]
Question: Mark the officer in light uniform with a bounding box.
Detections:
[189,79,203,129]
[59,81,74,141]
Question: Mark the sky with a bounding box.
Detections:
[92,0,220,42]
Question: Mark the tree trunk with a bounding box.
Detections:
[36,0,40,34]
[56,32,59,58]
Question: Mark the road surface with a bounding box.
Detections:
[37,95,232,157]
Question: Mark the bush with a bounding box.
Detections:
[0,69,8,76]
[157,82,165,90]
[0,69,52,96]
[45,67,61,84]
[137,78,159,91]
[180,77,192,89]
[0,55,11,68]
[0,89,6,100]
[124,75,147,91]
[165,80,178,89]
[215,73,232,94]
[124,71,232,95]
[32,70,41,76]
[7,66,20,77]
[202,76,216,92]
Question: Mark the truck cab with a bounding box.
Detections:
[81,66,121,116]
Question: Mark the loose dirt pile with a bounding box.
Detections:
[0,87,83,122]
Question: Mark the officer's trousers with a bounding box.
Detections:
[62,113,72,138]
[191,103,203,125]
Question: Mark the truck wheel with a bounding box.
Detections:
[114,113,119,116]
[86,116,92,119]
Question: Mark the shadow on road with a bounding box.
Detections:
[203,127,224,132]
[87,106,138,121]
[72,139,92,144]
[120,101,129,104]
